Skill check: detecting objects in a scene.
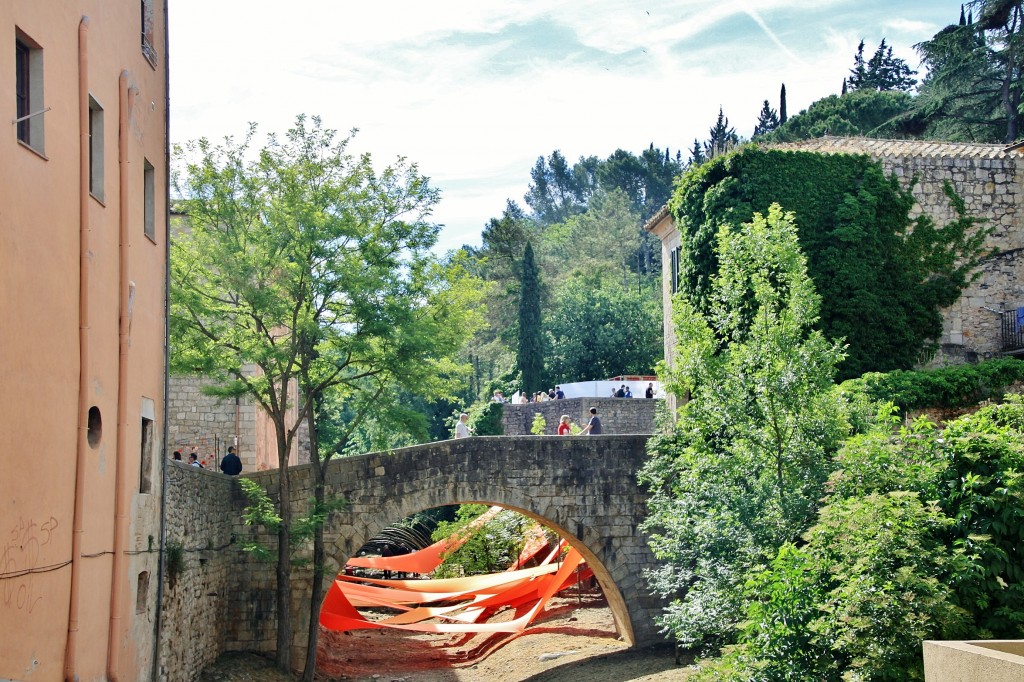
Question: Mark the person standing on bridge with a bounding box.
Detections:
[579,407,602,435]
[454,412,472,439]
[220,446,242,475]
[557,415,571,435]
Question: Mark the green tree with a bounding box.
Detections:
[704,106,739,159]
[752,99,780,137]
[640,204,849,651]
[524,150,595,225]
[848,39,918,92]
[688,138,707,166]
[761,89,916,142]
[780,83,788,123]
[543,273,662,384]
[517,242,543,394]
[914,1,1024,142]
[171,116,483,674]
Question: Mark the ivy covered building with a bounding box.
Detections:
[647,137,1024,378]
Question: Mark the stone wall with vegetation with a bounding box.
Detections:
[158,461,242,682]
[774,138,1024,366]
[501,397,660,435]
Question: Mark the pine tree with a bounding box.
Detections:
[780,83,788,123]
[753,100,780,137]
[705,107,739,159]
[688,138,707,166]
[517,242,543,395]
[849,39,917,92]
[841,78,848,95]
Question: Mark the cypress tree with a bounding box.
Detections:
[841,78,848,95]
[517,242,543,394]
[780,83,788,123]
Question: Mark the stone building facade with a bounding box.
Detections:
[647,137,1024,371]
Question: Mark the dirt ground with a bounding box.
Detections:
[198,595,689,682]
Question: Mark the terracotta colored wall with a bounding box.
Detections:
[0,2,167,680]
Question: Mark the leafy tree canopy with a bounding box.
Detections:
[914,1,1024,142]
[640,204,850,652]
[543,272,662,385]
[760,88,916,143]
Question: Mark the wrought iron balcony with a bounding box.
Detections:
[1000,309,1024,352]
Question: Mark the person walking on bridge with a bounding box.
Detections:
[454,412,472,439]
[579,407,602,435]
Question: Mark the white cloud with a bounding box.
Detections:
[169,0,962,252]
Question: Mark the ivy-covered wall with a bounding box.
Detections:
[669,146,987,380]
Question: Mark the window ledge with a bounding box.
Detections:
[17,139,47,160]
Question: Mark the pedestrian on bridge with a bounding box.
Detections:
[579,407,602,435]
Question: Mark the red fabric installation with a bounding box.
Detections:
[344,506,503,574]
[323,507,593,636]
[320,547,587,634]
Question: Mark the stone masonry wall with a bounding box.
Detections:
[168,375,310,473]
[168,376,256,470]
[502,397,660,435]
[875,148,1024,364]
[158,461,242,682]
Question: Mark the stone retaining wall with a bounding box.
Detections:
[158,461,242,682]
[501,397,659,435]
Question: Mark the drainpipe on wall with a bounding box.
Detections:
[65,15,90,682]
[152,0,172,673]
[106,70,137,682]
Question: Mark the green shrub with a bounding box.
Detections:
[466,400,503,436]
[842,358,1024,412]
[431,504,528,578]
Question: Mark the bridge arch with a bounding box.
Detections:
[242,434,664,666]
[316,435,662,646]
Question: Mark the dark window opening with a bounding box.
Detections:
[89,97,104,200]
[15,40,29,142]
[141,0,157,66]
[87,406,102,448]
[136,571,150,614]
[140,416,154,493]
[144,159,155,241]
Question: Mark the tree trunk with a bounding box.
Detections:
[302,407,325,682]
[275,424,293,673]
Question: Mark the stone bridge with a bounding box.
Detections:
[160,434,665,677]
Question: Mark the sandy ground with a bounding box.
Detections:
[198,595,689,682]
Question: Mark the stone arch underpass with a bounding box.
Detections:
[232,434,664,666]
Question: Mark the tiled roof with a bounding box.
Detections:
[642,205,671,233]
[765,136,1023,160]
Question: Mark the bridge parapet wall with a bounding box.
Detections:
[501,397,660,435]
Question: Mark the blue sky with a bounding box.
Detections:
[169,0,963,251]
